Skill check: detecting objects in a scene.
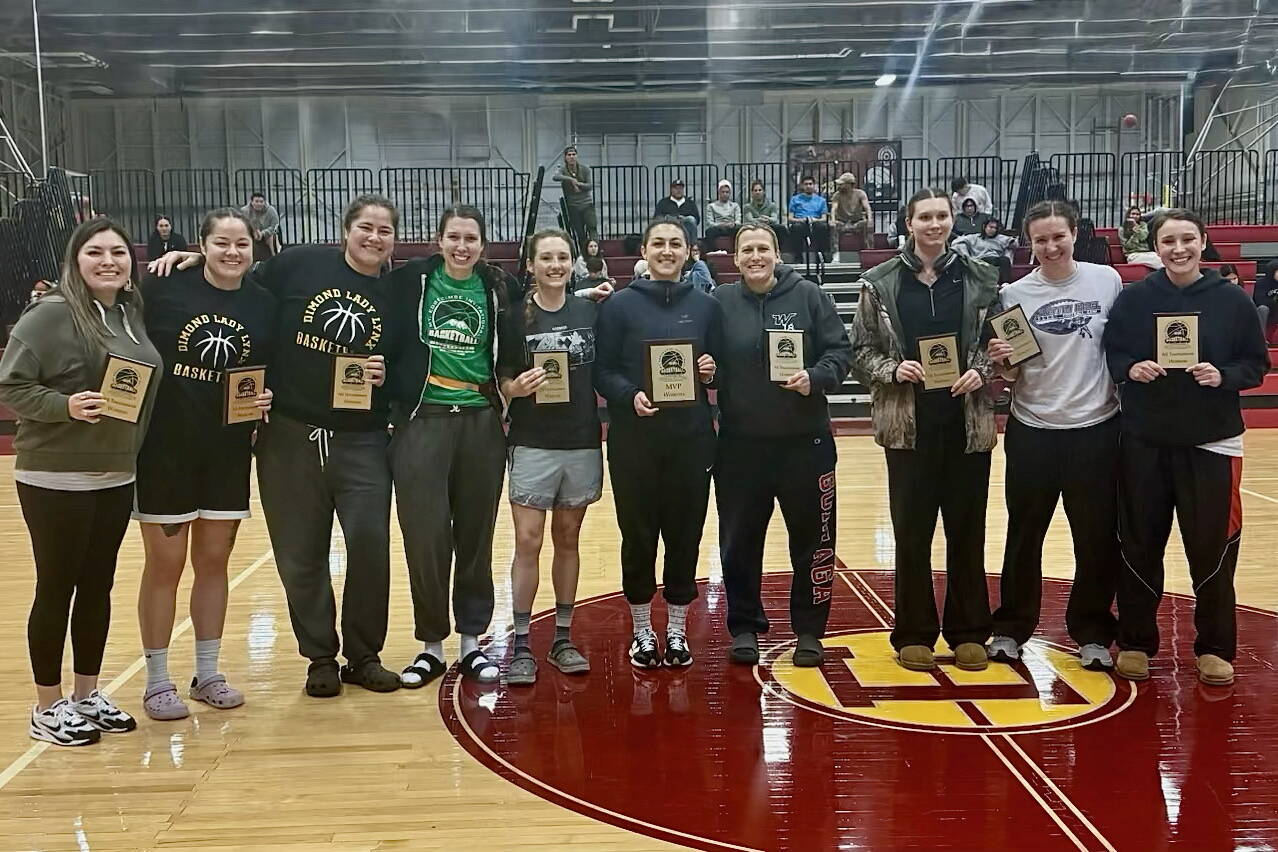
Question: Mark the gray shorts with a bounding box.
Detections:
[508,446,603,510]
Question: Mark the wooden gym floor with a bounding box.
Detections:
[1,432,1278,851]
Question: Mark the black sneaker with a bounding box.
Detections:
[71,690,137,733]
[664,630,693,667]
[305,659,342,698]
[629,629,661,669]
[30,699,101,747]
[340,660,402,693]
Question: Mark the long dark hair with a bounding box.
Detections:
[59,218,142,354]
[524,228,573,326]
[438,205,488,248]
[198,207,254,244]
[905,187,949,220]
[341,194,399,241]
[1023,200,1078,236]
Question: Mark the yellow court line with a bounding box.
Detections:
[0,546,275,793]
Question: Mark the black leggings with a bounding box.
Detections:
[18,482,134,686]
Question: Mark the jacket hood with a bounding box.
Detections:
[629,275,695,306]
[417,252,512,307]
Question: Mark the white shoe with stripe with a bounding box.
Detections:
[29,699,101,747]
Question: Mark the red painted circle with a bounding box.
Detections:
[441,571,1278,851]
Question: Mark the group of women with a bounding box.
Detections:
[852,190,1269,682]
[0,180,1268,748]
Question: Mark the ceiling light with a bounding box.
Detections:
[875,74,897,87]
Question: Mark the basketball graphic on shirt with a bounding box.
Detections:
[1031,298,1103,337]
[176,314,254,375]
[300,289,384,353]
[430,295,486,353]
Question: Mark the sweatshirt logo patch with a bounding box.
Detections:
[429,294,486,353]
[1030,298,1102,337]
[300,289,384,354]
[176,314,254,381]
[772,312,798,330]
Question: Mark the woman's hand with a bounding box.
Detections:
[697,354,716,384]
[986,338,1015,365]
[505,367,546,399]
[364,355,386,387]
[581,282,614,302]
[895,360,924,384]
[146,251,202,277]
[782,370,812,396]
[951,369,984,396]
[633,390,659,417]
[1128,360,1166,383]
[1188,362,1222,388]
[68,391,104,423]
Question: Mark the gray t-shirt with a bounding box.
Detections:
[1000,261,1121,429]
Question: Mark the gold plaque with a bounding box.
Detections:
[98,354,156,423]
[223,365,267,425]
[644,339,698,407]
[534,350,570,405]
[1154,312,1199,369]
[918,333,962,391]
[988,303,1042,367]
[768,329,805,382]
[332,354,373,410]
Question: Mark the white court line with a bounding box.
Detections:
[1242,487,1278,506]
[838,568,1113,852]
[0,546,275,793]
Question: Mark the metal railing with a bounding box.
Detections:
[1119,151,1183,211]
[89,169,156,243]
[160,169,232,241]
[591,165,650,238]
[1265,149,1278,225]
[306,168,376,243]
[1182,150,1260,224]
[1049,153,1118,227]
[235,168,308,243]
[380,166,528,242]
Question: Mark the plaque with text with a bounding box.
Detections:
[768,329,805,382]
[644,339,698,407]
[987,303,1042,367]
[332,354,373,410]
[534,350,570,405]
[918,333,962,391]
[223,365,267,425]
[1154,312,1199,369]
[99,354,156,423]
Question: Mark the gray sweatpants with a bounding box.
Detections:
[255,413,392,667]
[390,406,506,642]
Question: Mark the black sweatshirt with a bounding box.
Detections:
[251,244,397,431]
[712,265,852,439]
[1103,268,1270,446]
[593,276,722,434]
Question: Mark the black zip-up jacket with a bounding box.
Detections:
[593,276,722,434]
[1103,268,1270,446]
[384,254,515,422]
[713,265,852,439]
[654,196,700,223]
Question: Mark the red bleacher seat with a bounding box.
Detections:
[394,242,438,260]
[859,249,897,268]
[599,239,627,256]
[486,241,521,260]
[837,232,868,252]
[1112,260,1256,284]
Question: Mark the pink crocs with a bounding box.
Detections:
[189,675,245,709]
[143,682,190,721]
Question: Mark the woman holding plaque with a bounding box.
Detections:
[594,216,722,669]
[1103,209,1270,686]
[0,218,161,745]
[384,205,512,686]
[133,208,276,720]
[714,224,852,667]
[150,194,402,698]
[496,229,601,685]
[849,187,999,673]
[983,200,1123,671]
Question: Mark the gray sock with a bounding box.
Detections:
[667,603,689,635]
[554,603,573,643]
[629,602,652,635]
[513,611,532,652]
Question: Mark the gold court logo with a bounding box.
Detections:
[761,630,1132,735]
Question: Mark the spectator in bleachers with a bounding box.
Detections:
[1255,259,1278,341]
[1218,263,1240,285]
[830,172,872,244]
[686,243,715,293]
[580,255,614,291]
[1121,205,1161,268]
[952,199,989,238]
[951,218,1016,282]
[951,176,993,216]
[702,180,741,253]
[787,175,832,263]
[146,215,186,262]
[240,192,280,261]
[654,178,700,244]
[28,279,52,304]
[742,179,785,244]
[552,145,598,246]
[572,238,608,281]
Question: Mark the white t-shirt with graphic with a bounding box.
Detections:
[999,261,1122,429]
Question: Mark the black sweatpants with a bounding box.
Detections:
[256,413,392,667]
[607,419,715,607]
[885,424,992,650]
[1117,433,1242,661]
[716,433,837,639]
[789,220,831,259]
[18,482,134,686]
[390,406,506,642]
[994,416,1120,647]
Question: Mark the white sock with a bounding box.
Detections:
[423,640,445,662]
[667,603,688,635]
[459,634,480,658]
[144,647,171,691]
[194,638,221,682]
[630,602,653,635]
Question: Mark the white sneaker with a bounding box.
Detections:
[30,699,101,746]
[72,690,138,733]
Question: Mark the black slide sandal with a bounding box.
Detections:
[459,649,500,684]
[400,653,446,689]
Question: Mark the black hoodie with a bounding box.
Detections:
[593,276,722,434]
[1253,260,1278,314]
[713,264,852,439]
[1103,268,1270,446]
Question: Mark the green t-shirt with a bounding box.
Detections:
[421,267,491,407]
